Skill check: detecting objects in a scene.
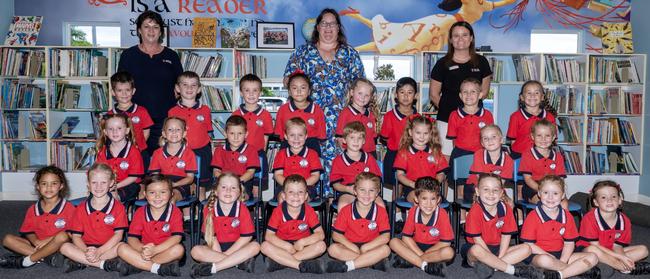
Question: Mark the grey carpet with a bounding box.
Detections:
[1,201,648,278]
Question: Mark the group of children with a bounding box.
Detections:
[1,70,650,278]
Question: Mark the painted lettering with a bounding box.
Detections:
[239,0,252,14]
[254,0,266,14]
[403,23,425,43]
[178,0,265,14]
[207,0,223,13]
[224,0,238,13]
[179,0,191,12]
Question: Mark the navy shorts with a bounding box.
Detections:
[117,182,140,202]
[220,242,234,252]
[193,144,213,188]
[524,250,562,264]
[461,243,500,263]
[417,242,433,252]
[175,184,192,199]
[382,149,397,186]
[522,183,537,201]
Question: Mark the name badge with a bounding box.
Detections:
[176,160,186,169]
[131,116,140,124]
[368,221,377,231]
[162,223,170,232]
[238,155,248,164]
[104,214,115,225]
[298,223,308,231]
[449,65,459,70]
[119,161,130,170]
[231,218,240,228]
[256,119,263,127]
[54,218,66,229]
[299,159,309,168]
[429,227,439,237]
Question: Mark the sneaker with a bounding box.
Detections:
[371,258,387,272]
[513,263,544,279]
[183,220,192,233]
[299,259,323,274]
[326,260,348,273]
[117,261,142,276]
[0,255,24,269]
[424,262,446,277]
[543,270,561,279]
[391,255,411,268]
[237,257,256,273]
[158,261,180,277]
[63,258,86,273]
[265,257,285,272]
[394,221,405,234]
[190,263,213,278]
[597,263,615,278]
[631,261,650,275]
[43,252,65,268]
[473,262,493,279]
[581,266,601,279]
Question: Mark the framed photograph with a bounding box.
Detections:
[256,22,294,49]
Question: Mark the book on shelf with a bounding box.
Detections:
[212,117,226,138]
[27,112,46,139]
[51,116,96,139]
[0,48,45,77]
[422,53,438,81]
[589,56,640,83]
[545,86,583,114]
[1,142,40,171]
[487,56,503,83]
[192,17,217,48]
[179,50,223,78]
[587,118,638,145]
[512,55,538,81]
[422,101,437,114]
[50,49,108,77]
[586,147,638,174]
[52,142,96,171]
[1,111,46,139]
[558,117,582,143]
[89,81,109,110]
[1,79,45,109]
[560,148,583,174]
[544,55,584,83]
[201,85,232,111]
[4,16,43,46]
[49,81,108,110]
[376,87,395,113]
[589,87,642,115]
[235,52,266,78]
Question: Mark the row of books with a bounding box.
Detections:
[211,117,226,138]
[200,85,232,112]
[235,52,266,79]
[544,55,584,83]
[1,111,47,139]
[588,88,642,115]
[376,87,395,113]
[487,57,503,83]
[0,48,45,77]
[558,117,582,143]
[51,142,96,171]
[51,115,101,139]
[589,57,640,83]
[422,53,438,81]
[49,81,109,110]
[512,55,538,81]
[1,79,46,109]
[561,149,583,174]
[1,143,43,171]
[545,86,583,114]
[587,118,638,145]
[49,49,108,77]
[179,51,224,78]
[586,149,639,174]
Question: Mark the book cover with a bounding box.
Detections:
[220,18,251,48]
[601,22,633,54]
[4,16,43,46]
[192,17,217,48]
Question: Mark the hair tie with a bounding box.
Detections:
[290,69,305,76]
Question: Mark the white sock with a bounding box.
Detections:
[99,260,105,270]
[211,263,218,274]
[421,262,428,271]
[346,260,355,271]
[505,264,515,275]
[22,256,35,267]
[150,263,160,274]
[183,215,190,221]
[558,271,564,279]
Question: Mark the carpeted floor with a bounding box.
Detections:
[1,200,649,278]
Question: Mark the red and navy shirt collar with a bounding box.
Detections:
[342,151,368,166]
[531,147,556,161]
[409,144,432,155]
[238,104,263,116]
[215,201,241,218]
[478,200,506,221]
[286,146,309,158]
[145,203,173,222]
[483,150,506,166]
[106,141,134,159]
[289,100,315,113]
[281,202,306,221]
[535,203,567,224]
[177,101,202,109]
[35,198,67,216]
[112,103,138,114]
[415,207,439,227]
[595,208,624,231]
[86,194,116,215]
[163,143,187,158]
[348,105,370,117]
[224,142,248,153]
[393,107,417,121]
[456,107,485,118]
[519,108,547,120]
[352,201,377,221]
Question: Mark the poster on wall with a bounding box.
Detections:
[192,17,217,48]
[4,16,43,46]
[220,19,251,48]
[601,22,633,54]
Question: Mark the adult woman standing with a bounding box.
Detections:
[284,8,365,194]
[429,21,492,159]
[118,10,183,166]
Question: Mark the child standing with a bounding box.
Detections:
[95,114,144,202]
[191,173,260,277]
[520,175,600,279]
[60,163,128,273]
[464,125,514,202]
[114,174,184,276]
[168,71,212,200]
[389,176,454,277]
[507,80,556,159]
[330,121,383,210]
[578,180,650,276]
[394,115,448,203]
[108,71,154,169]
[274,71,326,155]
[261,175,326,274]
[211,115,260,200]
[0,166,73,269]
[379,77,418,188]
[148,117,197,203]
[327,172,391,273]
[462,174,542,279]
[335,78,379,157]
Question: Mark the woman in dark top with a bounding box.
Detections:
[118,10,183,164]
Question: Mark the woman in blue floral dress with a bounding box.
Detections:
[284,8,365,196]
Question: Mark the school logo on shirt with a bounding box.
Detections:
[364,167,370,172]
[299,159,309,168]
[615,232,621,239]
[196,115,205,122]
[238,155,248,164]
[368,221,377,231]
[298,223,308,231]
[162,223,170,232]
[492,170,502,175]
[54,218,66,229]
[231,218,240,228]
[119,161,130,170]
[367,122,373,129]
[427,155,435,163]
[559,227,565,236]
[307,118,315,126]
[176,160,186,169]
[478,121,486,128]
[550,163,556,170]
[429,227,439,237]
[256,119,263,127]
[495,219,504,229]
[104,214,115,225]
[131,116,140,124]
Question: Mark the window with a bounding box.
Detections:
[64,22,121,47]
[361,55,414,81]
[530,30,581,54]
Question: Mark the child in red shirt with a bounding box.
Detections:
[578,180,650,276]
[507,80,556,159]
[260,175,325,274]
[336,77,379,157]
[95,113,144,202]
[0,166,73,269]
[60,163,128,273]
[191,173,260,277]
[394,114,448,203]
[327,172,391,273]
[520,175,600,279]
[168,71,212,200]
[447,77,494,159]
[113,174,184,276]
[389,176,454,277]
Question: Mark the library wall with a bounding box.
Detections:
[631,0,650,196]
[0,0,13,41]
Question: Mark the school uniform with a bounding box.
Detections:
[577,208,631,250]
[68,194,128,247]
[506,108,556,158]
[465,149,514,202]
[335,105,378,154]
[267,202,321,242]
[330,151,382,195]
[232,104,273,190]
[95,142,144,201]
[519,147,567,200]
[393,145,449,197]
[149,143,197,198]
[462,201,517,260]
[403,206,454,252]
[109,104,154,152]
[19,199,75,240]
[520,204,578,260]
[332,201,390,245]
[211,142,260,198]
[447,107,494,153]
[379,108,417,185]
[202,201,255,251]
[274,100,326,155]
[272,147,323,198]
[128,203,184,245]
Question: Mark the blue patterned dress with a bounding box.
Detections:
[284,43,365,195]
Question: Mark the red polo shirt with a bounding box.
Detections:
[108,104,154,151]
[519,147,566,180]
[520,204,578,252]
[267,202,320,241]
[274,100,326,141]
[149,143,197,180]
[393,145,449,181]
[19,199,75,240]
[332,201,390,243]
[467,149,514,186]
[211,143,260,176]
[128,203,183,245]
[465,201,517,245]
[330,151,382,186]
[403,206,454,245]
[447,107,494,152]
[506,109,556,155]
[577,208,631,249]
[202,201,255,243]
[335,105,378,153]
[379,108,417,151]
[96,142,144,183]
[231,104,273,152]
[272,147,322,180]
[68,195,128,246]
[168,102,212,149]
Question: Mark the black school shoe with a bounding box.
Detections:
[371,258,388,272]
[237,257,256,273]
[103,258,121,272]
[63,258,86,273]
[391,255,411,268]
[513,263,544,279]
[0,254,24,269]
[581,265,601,279]
[473,262,493,279]
[158,261,181,277]
[326,260,348,273]
[190,263,213,278]
[424,262,446,277]
[631,261,650,275]
[265,257,285,272]
[42,252,65,268]
[597,263,615,278]
[117,261,142,277]
[543,270,561,279]
[299,259,323,274]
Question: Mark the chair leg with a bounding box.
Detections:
[390,201,396,238]
[189,204,195,247]
[454,203,461,254]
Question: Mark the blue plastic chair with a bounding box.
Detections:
[452,154,474,253]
